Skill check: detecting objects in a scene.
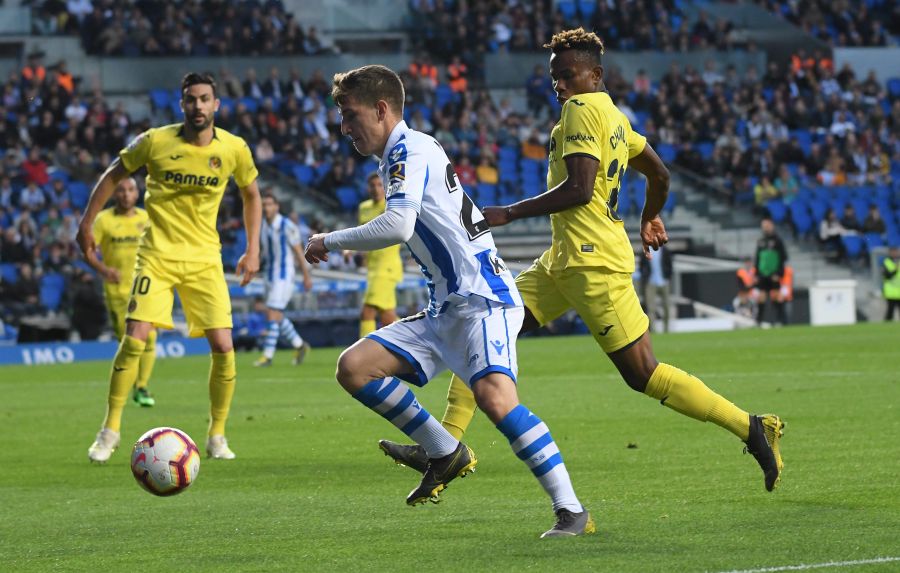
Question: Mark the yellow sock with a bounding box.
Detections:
[208,350,237,437]
[440,373,477,440]
[102,335,146,432]
[359,319,376,338]
[644,362,750,440]
[134,329,157,390]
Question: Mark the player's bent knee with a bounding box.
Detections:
[335,347,372,393]
[471,373,519,423]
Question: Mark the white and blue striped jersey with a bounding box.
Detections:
[261,213,301,282]
[379,121,522,316]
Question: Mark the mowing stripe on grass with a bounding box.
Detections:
[713,556,900,573]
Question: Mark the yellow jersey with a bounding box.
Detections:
[93,206,148,295]
[358,198,403,281]
[118,123,258,263]
[545,91,646,272]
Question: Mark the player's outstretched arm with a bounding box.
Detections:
[76,158,130,267]
[483,154,598,227]
[236,180,262,286]
[629,144,671,258]
[306,207,416,265]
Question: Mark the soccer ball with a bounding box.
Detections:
[130,427,201,496]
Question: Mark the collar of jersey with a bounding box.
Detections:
[176,124,220,141]
[379,120,409,165]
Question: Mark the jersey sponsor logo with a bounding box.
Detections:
[387,180,405,197]
[569,99,585,107]
[488,255,507,274]
[580,244,594,253]
[609,124,626,150]
[389,162,406,181]
[170,154,183,160]
[110,235,140,244]
[209,156,222,170]
[565,132,596,143]
[490,340,505,355]
[598,324,613,336]
[468,353,479,366]
[163,171,220,187]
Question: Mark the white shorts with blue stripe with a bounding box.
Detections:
[367,295,523,387]
[264,278,295,311]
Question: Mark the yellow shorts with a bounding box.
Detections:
[363,274,400,311]
[515,258,648,353]
[104,289,130,340]
[127,255,232,337]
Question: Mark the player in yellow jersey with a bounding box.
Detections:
[357,172,403,337]
[89,177,157,407]
[78,72,261,463]
[380,28,785,494]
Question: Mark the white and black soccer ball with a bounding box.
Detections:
[130,427,201,496]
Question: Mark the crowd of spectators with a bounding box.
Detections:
[31,0,329,57]
[756,0,899,48]
[409,0,743,69]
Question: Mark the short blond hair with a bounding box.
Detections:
[543,27,605,63]
[332,65,404,115]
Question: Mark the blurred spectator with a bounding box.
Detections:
[68,268,106,340]
[453,155,476,188]
[753,175,779,208]
[19,182,47,213]
[525,65,553,119]
[840,205,861,233]
[819,208,847,260]
[773,165,798,204]
[863,205,886,235]
[475,156,498,185]
[22,148,50,186]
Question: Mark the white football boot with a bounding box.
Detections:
[88,428,120,463]
[206,435,236,460]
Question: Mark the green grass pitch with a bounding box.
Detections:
[2,323,899,572]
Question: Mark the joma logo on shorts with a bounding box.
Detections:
[164,172,220,186]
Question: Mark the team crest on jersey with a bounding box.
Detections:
[389,142,407,164]
[209,156,222,170]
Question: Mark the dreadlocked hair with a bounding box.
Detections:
[543,27,605,63]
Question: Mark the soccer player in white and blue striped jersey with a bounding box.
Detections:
[254,192,312,367]
[305,65,594,538]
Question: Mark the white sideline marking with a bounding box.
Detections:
[713,556,900,573]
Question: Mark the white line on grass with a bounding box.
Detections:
[713,556,900,573]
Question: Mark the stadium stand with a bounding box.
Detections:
[1,0,898,342]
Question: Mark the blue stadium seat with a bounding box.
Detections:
[239,97,259,113]
[49,170,69,183]
[887,78,900,98]
[335,186,359,211]
[656,143,676,163]
[791,208,813,237]
[1,262,18,284]
[577,0,596,19]
[851,199,870,223]
[557,0,577,20]
[435,84,457,109]
[149,89,170,111]
[68,182,90,210]
[498,146,518,163]
[766,198,788,223]
[809,199,829,223]
[865,233,885,250]
[40,273,66,311]
[476,183,497,205]
[292,164,315,185]
[841,235,865,259]
[696,142,714,160]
